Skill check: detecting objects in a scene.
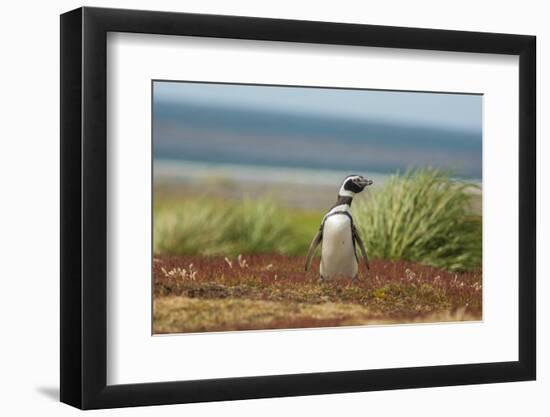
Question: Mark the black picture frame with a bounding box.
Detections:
[60,6,536,410]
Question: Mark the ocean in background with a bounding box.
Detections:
[153,82,483,191]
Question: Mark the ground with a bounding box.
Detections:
[153,254,482,334]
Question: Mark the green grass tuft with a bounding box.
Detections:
[154,197,300,256]
[353,169,481,271]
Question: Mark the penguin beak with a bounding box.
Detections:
[358,177,373,187]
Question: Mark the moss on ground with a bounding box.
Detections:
[153,297,478,334]
[153,255,482,334]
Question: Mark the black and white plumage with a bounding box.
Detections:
[305,175,372,281]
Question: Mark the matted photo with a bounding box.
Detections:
[61,7,536,408]
[152,81,483,334]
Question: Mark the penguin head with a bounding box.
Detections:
[338,175,373,197]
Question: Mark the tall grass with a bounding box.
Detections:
[154,197,299,256]
[154,170,482,271]
[353,169,481,271]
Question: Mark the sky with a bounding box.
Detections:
[153,81,482,179]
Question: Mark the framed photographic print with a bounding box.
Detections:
[60,6,536,409]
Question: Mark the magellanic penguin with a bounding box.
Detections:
[305,175,373,281]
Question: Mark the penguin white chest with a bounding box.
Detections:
[320,214,358,280]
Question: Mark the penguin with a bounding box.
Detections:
[305,175,372,281]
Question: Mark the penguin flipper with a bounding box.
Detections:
[352,225,370,271]
[305,228,323,272]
